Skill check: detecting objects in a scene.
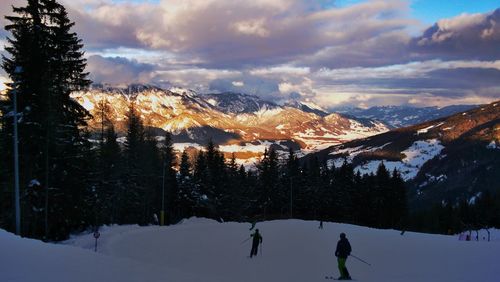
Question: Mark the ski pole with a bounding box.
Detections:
[350,254,371,266]
[240,237,251,245]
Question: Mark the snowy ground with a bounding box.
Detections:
[1,218,500,282]
[328,139,445,181]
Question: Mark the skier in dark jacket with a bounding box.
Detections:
[335,232,352,280]
[250,229,263,257]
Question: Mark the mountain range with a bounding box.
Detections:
[334,104,477,128]
[71,85,389,163]
[5,84,500,205]
[306,100,500,207]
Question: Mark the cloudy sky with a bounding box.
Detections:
[1,0,499,109]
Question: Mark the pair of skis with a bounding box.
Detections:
[325,276,354,280]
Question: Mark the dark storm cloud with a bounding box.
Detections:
[52,0,417,69]
[296,31,412,69]
[410,9,500,61]
[416,68,500,95]
[208,76,280,101]
[86,55,155,85]
[321,66,500,99]
[289,92,302,99]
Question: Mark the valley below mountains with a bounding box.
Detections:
[72,85,389,164]
[70,84,500,207]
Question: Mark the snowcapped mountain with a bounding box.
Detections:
[71,85,389,164]
[335,104,477,128]
[284,99,329,117]
[201,92,280,114]
[306,100,500,207]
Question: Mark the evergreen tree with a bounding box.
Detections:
[256,148,280,218]
[374,162,391,227]
[305,156,322,218]
[391,169,408,229]
[120,103,146,224]
[179,150,191,180]
[178,149,195,218]
[334,160,355,223]
[229,164,249,220]
[200,140,227,219]
[285,148,300,178]
[99,124,122,224]
[161,132,178,224]
[141,126,161,224]
[193,150,210,216]
[316,160,333,222]
[361,173,377,226]
[228,153,238,178]
[2,0,91,240]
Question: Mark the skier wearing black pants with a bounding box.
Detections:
[250,229,263,258]
[335,232,352,280]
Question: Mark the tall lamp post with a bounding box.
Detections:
[161,160,166,226]
[13,66,22,235]
[290,176,295,219]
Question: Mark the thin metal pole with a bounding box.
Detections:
[240,237,251,245]
[161,160,165,225]
[13,80,20,235]
[350,254,371,266]
[290,177,293,219]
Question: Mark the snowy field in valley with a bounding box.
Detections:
[328,139,446,181]
[1,218,499,282]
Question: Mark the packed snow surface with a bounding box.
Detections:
[1,218,500,282]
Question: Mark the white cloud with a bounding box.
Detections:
[1,0,499,108]
[0,75,9,91]
[57,0,416,68]
[250,66,310,76]
[232,19,270,37]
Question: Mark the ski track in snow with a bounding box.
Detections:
[2,218,500,282]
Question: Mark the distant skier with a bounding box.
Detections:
[319,221,324,229]
[249,220,257,230]
[250,229,263,258]
[335,232,352,280]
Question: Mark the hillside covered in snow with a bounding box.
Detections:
[306,100,500,207]
[1,218,499,282]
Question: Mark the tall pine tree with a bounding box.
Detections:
[2,0,91,240]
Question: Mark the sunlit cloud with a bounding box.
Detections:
[0,75,8,91]
[0,0,499,107]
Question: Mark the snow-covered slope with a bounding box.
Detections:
[284,99,330,117]
[1,218,499,282]
[308,100,500,207]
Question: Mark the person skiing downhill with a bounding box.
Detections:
[250,229,263,258]
[335,232,352,280]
